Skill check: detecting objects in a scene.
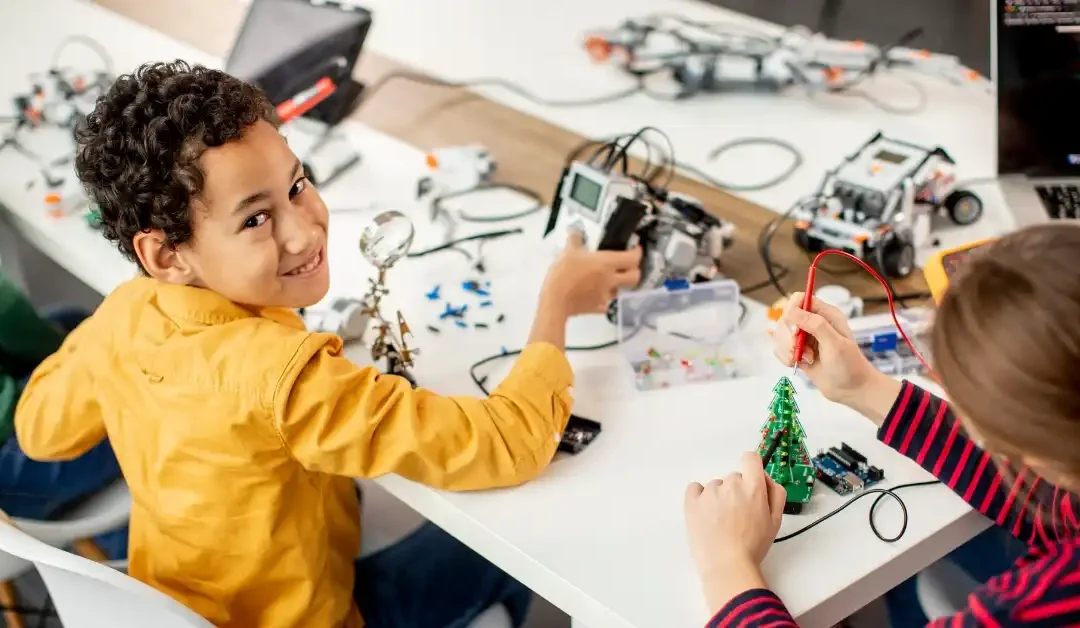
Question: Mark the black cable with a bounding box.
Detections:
[839,79,929,116]
[740,266,791,296]
[407,228,523,259]
[437,183,545,224]
[49,35,114,75]
[470,340,618,395]
[359,70,644,111]
[700,137,803,192]
[774,480,941,543]
[754,199,814,299]
[566,133,670,185]
[575,126,798,195]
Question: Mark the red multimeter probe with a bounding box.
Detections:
[790,250,936,382]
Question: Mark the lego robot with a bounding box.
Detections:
[791,132,983,278]
[545,160,735,290]
[585,17,991,99]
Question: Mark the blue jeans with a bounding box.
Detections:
[885,524,1028,626]
[354,522,533,628]
[0,307,128,560]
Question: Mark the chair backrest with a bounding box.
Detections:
[0,522,212,628]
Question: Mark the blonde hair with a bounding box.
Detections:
[931,223,1080,484]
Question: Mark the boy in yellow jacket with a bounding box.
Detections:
[15,61,642,628]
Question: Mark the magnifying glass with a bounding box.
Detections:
[359,210,415,268]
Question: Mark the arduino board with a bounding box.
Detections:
[811,443,885,496]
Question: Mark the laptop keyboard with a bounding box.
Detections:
[1035,185,1080,219]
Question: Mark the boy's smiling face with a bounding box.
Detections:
[135,120,330,309]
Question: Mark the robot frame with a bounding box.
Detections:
[584,15,990,99]
[543,128,736,309]
[791,132,983,278]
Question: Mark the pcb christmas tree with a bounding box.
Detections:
[758,376,815,514]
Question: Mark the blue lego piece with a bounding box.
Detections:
[871,332,898,353]
[663,278,691,291]
[454,320,468,328]
[462,280,490,297]
[479,300,493,308]
[439,303,468,319]
[425,285,441,301]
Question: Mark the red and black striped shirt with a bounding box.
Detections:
[706,380,1080,628]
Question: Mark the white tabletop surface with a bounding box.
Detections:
[349,0,1021,261]
[0,1,989,627]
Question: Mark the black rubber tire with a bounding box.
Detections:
[793,228,812,252]
[944,190,983,226]
[783,501,804,515]
[606,299,618,324]
[880,236,916,278]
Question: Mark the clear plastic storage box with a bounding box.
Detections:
[616,279,747,391]
[795,307,934,389]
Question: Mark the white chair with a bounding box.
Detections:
[915,559,981,620]
[0,517,212,628]
[357,479,514,628]
[1,480,131,627]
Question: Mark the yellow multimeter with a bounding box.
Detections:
[923,238,996,303]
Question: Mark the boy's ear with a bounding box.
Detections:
[132,230,197,285]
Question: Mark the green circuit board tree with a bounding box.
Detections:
[757,376,815,514]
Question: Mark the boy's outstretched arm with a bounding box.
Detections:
[14,316,106,461]
[274,235,640,489]
[273,333,572,490]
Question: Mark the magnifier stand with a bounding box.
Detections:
[359,265,418,387]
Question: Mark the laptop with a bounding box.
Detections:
[994,0,1080,224]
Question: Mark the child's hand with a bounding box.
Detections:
[684,452,784,609]
[541,231,642,316]
[771,293,881,405]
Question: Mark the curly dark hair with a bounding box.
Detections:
[74,60,279,266]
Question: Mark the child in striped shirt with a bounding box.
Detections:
[687,222,1080,627]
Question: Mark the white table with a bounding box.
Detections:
[0,2,989,627]
[351,0,1020,262]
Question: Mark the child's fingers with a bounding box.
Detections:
[786,308,845,346]
[781,292,854,340]
[806,297,855,338]
[771,322,795,366]
[767,476,787,528]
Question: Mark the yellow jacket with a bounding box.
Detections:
[15,278,573,627]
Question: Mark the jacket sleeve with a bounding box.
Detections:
[0,269,65,365]
[879,380,1080,545]
[271,337,574,490]
[704,590,797,628]
[14,313,106,460]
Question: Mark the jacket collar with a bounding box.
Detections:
[151,279,306,331]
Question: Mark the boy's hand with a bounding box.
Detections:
[771,292,900,424]
[541,232,642,316]
[684,453,784,610]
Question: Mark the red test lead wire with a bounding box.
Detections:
[790,264,819,374]
[790,249,938,385]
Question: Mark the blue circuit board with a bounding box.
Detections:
[811,444,885,496]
